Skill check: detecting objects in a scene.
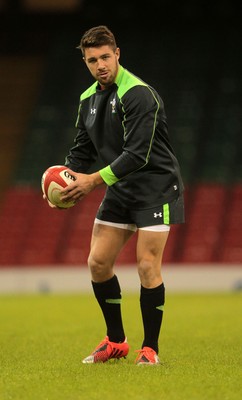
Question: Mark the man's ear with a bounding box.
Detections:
[115,48,120,60]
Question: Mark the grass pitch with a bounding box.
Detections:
[0,291,241,400]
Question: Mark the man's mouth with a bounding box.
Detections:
[98,71,108,79]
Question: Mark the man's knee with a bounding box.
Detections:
[88,253,113,282]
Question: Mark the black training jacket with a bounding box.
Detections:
[65,65,184,209]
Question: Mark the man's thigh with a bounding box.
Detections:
[136,229,169,262]
[90,222,134,265]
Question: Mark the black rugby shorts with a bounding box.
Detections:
[96,190,185,228]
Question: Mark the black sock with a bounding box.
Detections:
[140,282,165,354]
[92,275,125,343]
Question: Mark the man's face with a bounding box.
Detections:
[83,45,120,89]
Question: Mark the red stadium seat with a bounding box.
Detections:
[218,184,242,263]
[180,184,227,263]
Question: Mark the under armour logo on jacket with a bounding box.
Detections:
[90,108,96,114]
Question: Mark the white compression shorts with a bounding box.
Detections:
[94,218,170,232]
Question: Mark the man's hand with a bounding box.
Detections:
[43,194,57,208]
[60,171,104,203]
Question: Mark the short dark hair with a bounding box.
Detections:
[77,25,117,56]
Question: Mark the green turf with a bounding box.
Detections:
[0,292,241,400]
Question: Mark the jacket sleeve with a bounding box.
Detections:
[65,103,98,172]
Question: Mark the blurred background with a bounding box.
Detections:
[0,0,241,290]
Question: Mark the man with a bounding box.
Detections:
[51,25,185,364]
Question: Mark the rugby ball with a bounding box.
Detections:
[41,165,76,209]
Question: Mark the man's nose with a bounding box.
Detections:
[97,59,105,68]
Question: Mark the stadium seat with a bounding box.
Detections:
[180,184,227,263]
[218,184,242,263]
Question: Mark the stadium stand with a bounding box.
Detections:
[0,55,45,194]
[0,4,241,266]
[218,184,242,263]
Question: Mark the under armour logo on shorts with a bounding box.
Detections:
[154,212,162,218]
